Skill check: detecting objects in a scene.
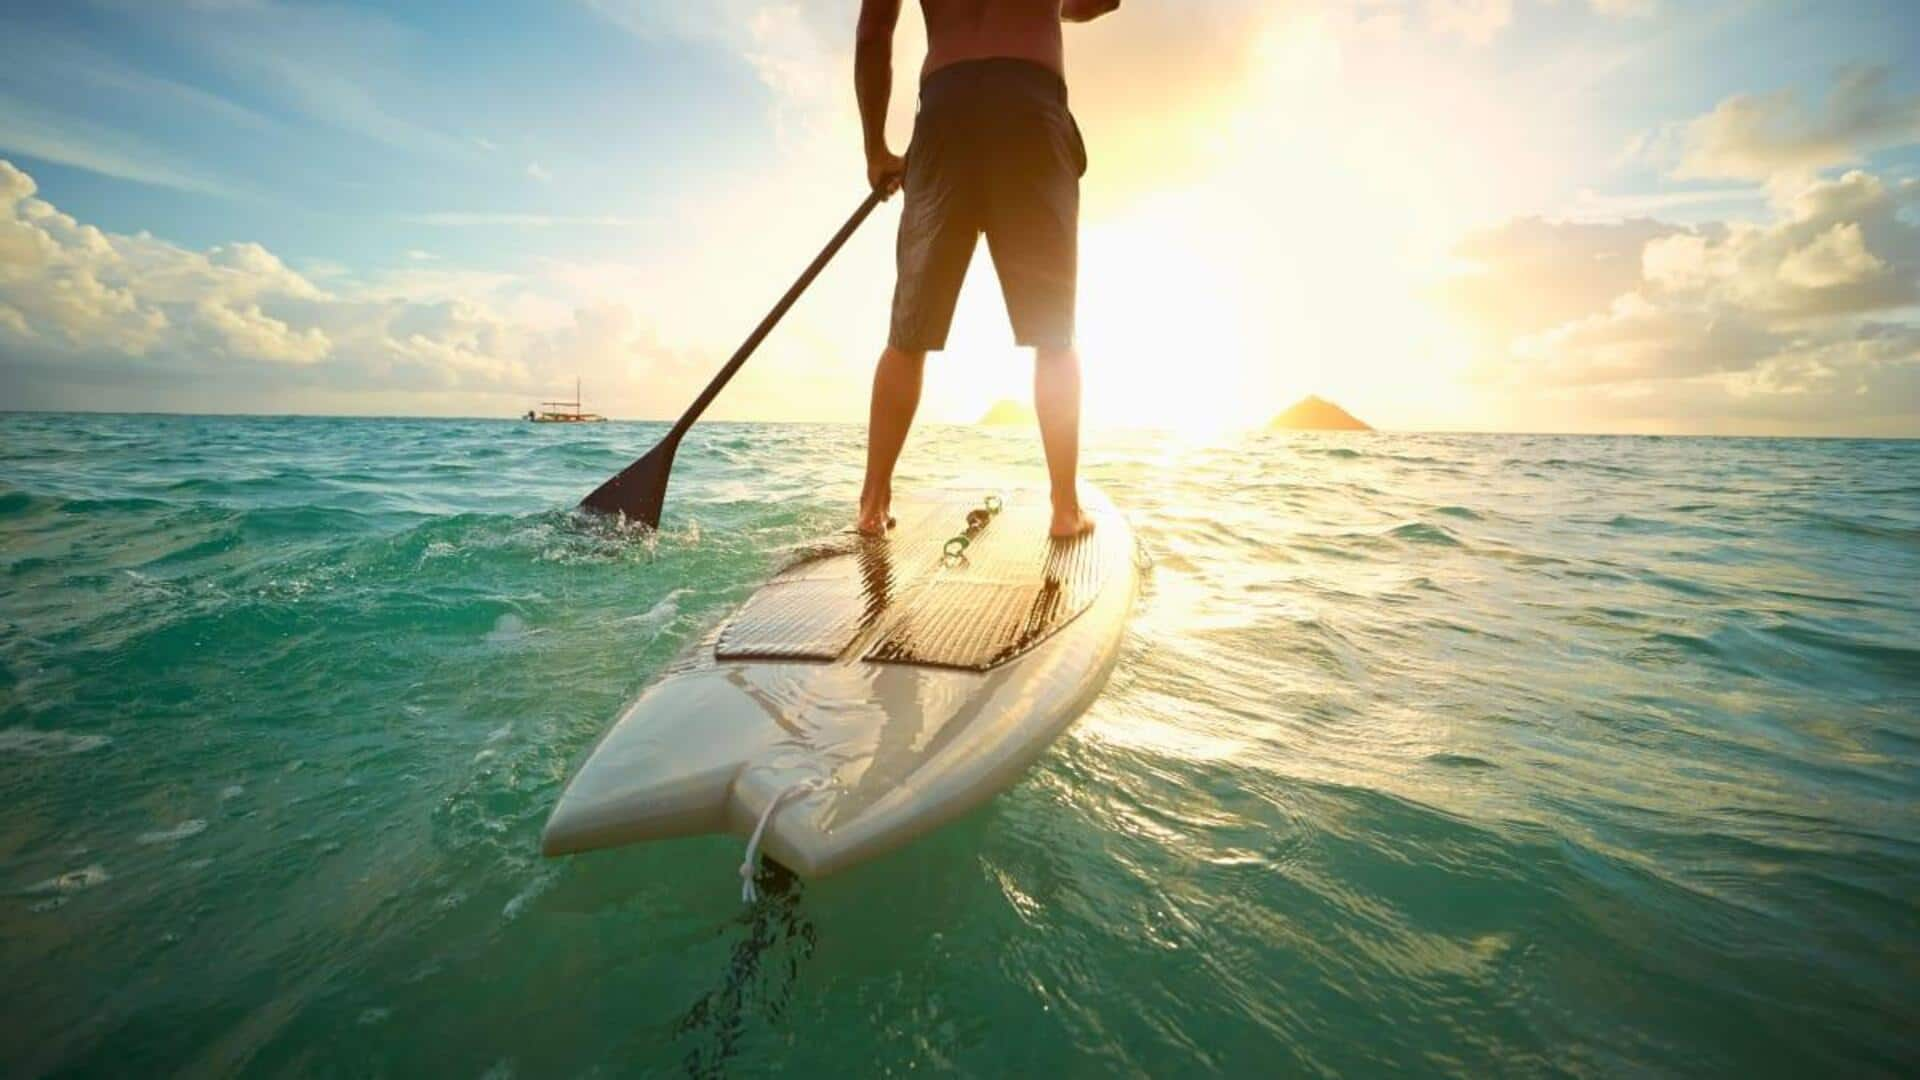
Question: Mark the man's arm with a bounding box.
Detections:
[856,0,905,195]
[1062,0,1119,23]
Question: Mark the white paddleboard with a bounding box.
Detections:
[541,486,1139,879]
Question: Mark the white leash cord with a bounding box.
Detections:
[738,778,825,904]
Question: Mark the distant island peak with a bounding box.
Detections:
[1269,395,1371,431]
[976,399,1037,426]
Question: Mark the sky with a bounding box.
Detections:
[1,0,1917,435]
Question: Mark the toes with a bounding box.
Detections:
[1048,513,1096,539]
[854,512,896,538]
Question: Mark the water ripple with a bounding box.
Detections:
[0,414,1915,1074]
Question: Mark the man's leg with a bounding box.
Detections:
[973,67,1087,537]
[1034,345,1092,537]
[858,344,926,535]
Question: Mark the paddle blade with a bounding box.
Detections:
[579,438,675,527]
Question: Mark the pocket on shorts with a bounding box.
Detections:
[1065,111,1089,177]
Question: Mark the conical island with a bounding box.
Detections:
[1269,395,1371,431]
[977,399,1037,425]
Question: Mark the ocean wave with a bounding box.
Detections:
[2,414,1915,1076]
[1385,521,1464,547]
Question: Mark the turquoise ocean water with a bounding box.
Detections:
[2,412,1916,1076]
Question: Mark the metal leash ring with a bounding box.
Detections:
[941,493,1003,565]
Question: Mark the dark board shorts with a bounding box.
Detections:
[889,58,1087,353]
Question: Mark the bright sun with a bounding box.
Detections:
[929,193,1309,434]
[1076,209,1276,433]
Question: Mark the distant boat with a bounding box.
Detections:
[525,378,607,423]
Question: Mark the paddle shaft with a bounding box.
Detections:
[666,189,885,446]
[580,188,886,522]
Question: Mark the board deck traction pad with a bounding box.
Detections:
[715,494,1107,672]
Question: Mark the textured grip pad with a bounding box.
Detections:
[863,505,1106,670]
[716,495,1111,671]
[715,501,949,661]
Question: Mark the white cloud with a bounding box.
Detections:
[1447,166,1920,431]
[1530,322,1920,433]
[1676,66,1920,183]
[1566,185,1762,219]
[1443,216,1685,341]
[1640,170,1919,317]
[1510,292,1777,386]
[526,161,553,183]
[0,162,169,355]
[1776,223,1884,291]
[191,297,331,365]
[0,158,716,414]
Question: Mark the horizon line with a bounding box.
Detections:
[0,408,1913,441]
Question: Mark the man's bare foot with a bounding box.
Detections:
[856,497,896,537]
[1049,506,1095,539]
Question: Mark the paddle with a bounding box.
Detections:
[580,189,888,527]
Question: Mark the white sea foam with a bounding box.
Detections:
[501,871,555,921]
[475,722,511,758]
[137,819,207,844]
[26,864,110,895]
[622,588,690,635]
[485,612,545,645]
[0,728,111,756]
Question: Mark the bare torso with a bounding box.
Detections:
[919,0,1064,79]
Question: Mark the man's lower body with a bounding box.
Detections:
[858,58,1091,538]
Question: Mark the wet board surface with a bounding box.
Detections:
[542,486,1139,878]
[864,504,1105,669]
[713,500,953,662]
[717,493,1109,672]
